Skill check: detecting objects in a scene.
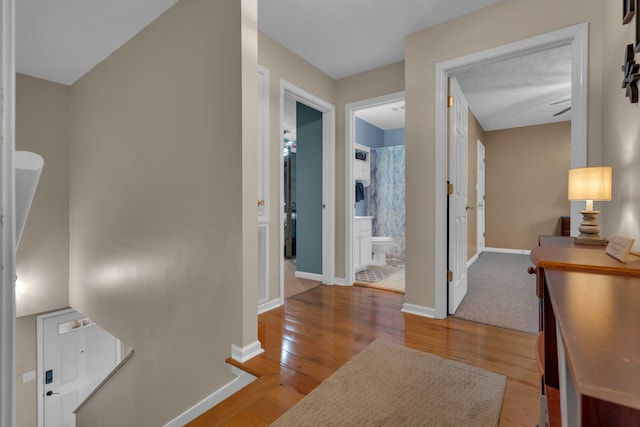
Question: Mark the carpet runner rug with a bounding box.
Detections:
[271,339,506,426]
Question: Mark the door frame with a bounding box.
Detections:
[344,91,405,286]
[279,80,335,300]
[434,23,588,318]
[477,140,486,253]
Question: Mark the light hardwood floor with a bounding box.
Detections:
[188,285,540,426]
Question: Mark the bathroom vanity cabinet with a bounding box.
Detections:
[354,216,372,272]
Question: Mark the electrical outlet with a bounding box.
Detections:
[22,370,36,383]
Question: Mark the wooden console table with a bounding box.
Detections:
[530,236,640,426]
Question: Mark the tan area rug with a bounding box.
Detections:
[271,339,506,426]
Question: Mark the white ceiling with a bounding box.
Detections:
[453,44,572,131]
[356,101,406,131]
[16,0,180,85]
[258,0,505,80]
[16,0,570,132]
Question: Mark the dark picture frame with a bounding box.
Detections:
[624,0,636,24]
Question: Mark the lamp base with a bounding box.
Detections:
[575,235,609,245]
[575,210,608,246]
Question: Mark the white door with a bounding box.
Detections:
[41,310,117,427]
[448,76,469,314]
[477,141,486,251]
[257,66,269,305]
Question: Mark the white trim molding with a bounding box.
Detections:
[332,277,350,286]
[294,271,322,282]
[231,340,264,364]
[434,23,588,319]
[483,247,531,256]
[163,366,256,427]
[401,303,436,319]
[466,253,479,268]
[258,298,281,315]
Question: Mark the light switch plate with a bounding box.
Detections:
[22,370,36,383]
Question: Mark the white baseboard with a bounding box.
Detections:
[258,297,282,314]
[401,303,436,319]
[483,247,531,255]
[332,277,350,286]
[295,271,323,282]
[164,366,256,427]
[231,340,264,363]
[467,253,479,268]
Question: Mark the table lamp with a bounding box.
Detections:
[568,166,612,245]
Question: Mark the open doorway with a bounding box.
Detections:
[345,92,405,293]
[282,95,323,297]
[433,24,588,320]
[279,82,336,299]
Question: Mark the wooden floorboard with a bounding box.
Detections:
[188,285,540,426]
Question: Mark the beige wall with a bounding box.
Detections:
[16,74,70,317]
[601,0,640,248]
[484,122,571,250]
[467,110,485,261]
[16,315,37,427]
[70,1,257,425]
[404,0,603,309]
[15,74,70,427]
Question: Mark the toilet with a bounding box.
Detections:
[371,236,394,266]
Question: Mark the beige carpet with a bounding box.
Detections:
[271,339,506,426]
[454,252,537,334]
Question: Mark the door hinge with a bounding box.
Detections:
[447,183,454,195]
[447,270,453,281]
[447,96,454,108]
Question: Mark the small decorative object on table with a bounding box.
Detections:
[606,234,636,262]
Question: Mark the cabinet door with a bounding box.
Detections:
[353,220,361,270]
[358,219,372,268]
[361,224,372,266]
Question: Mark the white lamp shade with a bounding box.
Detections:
[568,166,612,201]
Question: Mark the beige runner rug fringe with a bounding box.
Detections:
[271,339,506,426]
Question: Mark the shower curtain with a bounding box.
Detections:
[366,145,405,260]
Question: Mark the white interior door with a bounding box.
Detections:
[448,76,469,314]
[257,66,269,305]
[41,310,117,427]
[477,141,486,251]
